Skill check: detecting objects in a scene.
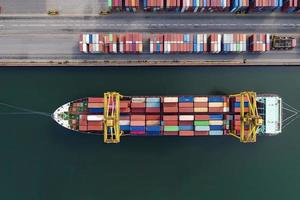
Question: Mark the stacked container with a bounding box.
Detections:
[150,33,164,53]
[249,0,283,12]
[162,97,179,135]
[230,0,250,13]
[108,0,123,11]
[194,115,210,135]
[209,33,222,53]
[208,115,224,135]
[164,33,194,53]
[130,115,146,134]
[249,33,270,52]
[208,96,229,112]
[230,96,249,113]
[163,115,179,135]
[179,96,194,113]
[124,33,143,53]
[125,0,140,12]
[222,34,247,52]
[144,0,164,11]
[282,0,298,12]
[166,0,181,11]
[193,34,208,53]
[179,115,195,136]
[145,97,161,135]
[194,96,208,112]
[86,97,104,131]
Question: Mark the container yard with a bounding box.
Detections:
[107,0,300,12]
[53,91,282,144]
[79,33,296,54]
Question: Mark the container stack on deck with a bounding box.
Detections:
[230,0,250,13]
[222,34,247,52]
[85,98,104,131]
[209,33,222,53]
[150,34,164,53]
[68,94,259,138]
[193,34,208,53]
[249,33,270,52]
[108,0,123,11]
[125,0,140,12]
[249,0,283,12]
[144,0,164,11]
[146,97,161,135]
[207,0,231,12]
[282,0,298,12]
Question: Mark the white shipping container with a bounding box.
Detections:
[132,97,146,102]
[209,130,223,135]
[164,97,178,103]
[179,115,194,121]
[209,120,224,125]
[195,126,210,131]
[87,115,104,121]
[194,97,208,102]
[120,120,130,125]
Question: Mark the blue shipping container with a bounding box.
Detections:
[209,114,223,120]
[179,96,194,102]
[88,108,104,113]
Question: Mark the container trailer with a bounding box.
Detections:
[53,91,282,144]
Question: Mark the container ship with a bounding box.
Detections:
[53,91,282,144]
[79,33,296,54]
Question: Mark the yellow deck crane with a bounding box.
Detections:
[103,92,123,143]
[229,91,263,143]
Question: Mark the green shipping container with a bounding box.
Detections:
[108,0,112,8]
[194,120,210,126]
[164,126,179,131]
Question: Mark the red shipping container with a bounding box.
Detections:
[146,107,160,113]
[209,107,224,112]
[88,121,103,126]
[194,131,209,136]
[164,120,179,126]
[163,107,178,112]
[163,115,178,120]
[179,107,194,113]
[163,131,178,136]
[179,131,194,136]
[179,102,193,107]
[146,115,161,120]
[131,108,145,113]
[131,102,145,108]
[179,121,194,126]
[131,115,146,120]
[195,115,210,120]
[194,102,208,107]
[88,97,104,103]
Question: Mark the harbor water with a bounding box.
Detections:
[0,66,299,200]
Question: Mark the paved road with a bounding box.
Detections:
[0,16,299,65]
[1,15,300,33]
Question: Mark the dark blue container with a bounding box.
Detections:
[146,126,161,132]
[179,126,194,131]
[120,125,130,131]
[88,108,104,113]
[179,96,194,102]
[208,97,224,102]
[209,114,223,120]
[130,126,145,131]
[210,125,223,130]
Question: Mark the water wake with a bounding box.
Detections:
[0,102,51,117]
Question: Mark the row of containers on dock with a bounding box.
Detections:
[75,96,250,136]
[108,0,300,13]
[79,33,273,54]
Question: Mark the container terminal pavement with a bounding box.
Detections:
[0,0,300,65]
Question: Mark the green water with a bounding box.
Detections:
[0,67,300,200]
